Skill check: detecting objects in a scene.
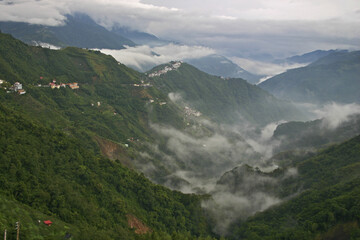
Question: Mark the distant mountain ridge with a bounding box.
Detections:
[273,49,348,64]
[0,13,136,49]
[111,25,170,46]
[259,50,360,104]
[186,54,263,84]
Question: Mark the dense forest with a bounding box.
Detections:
[0,102,216,239]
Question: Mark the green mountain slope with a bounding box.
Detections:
[259,51,360,104]
[0,33,141,142]
[0,14,135,49]
[229,135,360,239]
[0,31,191,185]
[148,62,303,125]
[0,103,215,239]
[0,193,81,240]
[0,31,183,145]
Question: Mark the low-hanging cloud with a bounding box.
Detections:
[203,190,281,235]
[99,43,216,71]
[142,112,288,186]
[245,122,284,158]
[0,0,69,26]
[168,92,183,103]
[230,57,309,77]
[141,120,293,235]
[148,122,257,179]
[1,0,359,60]
[135,90,313,234]
[313,102,360,129]
[201,165,299,235]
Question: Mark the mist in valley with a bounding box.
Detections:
[135,96,360,234]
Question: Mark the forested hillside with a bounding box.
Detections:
[0,31,187,173]
[148,62,303,125]
[229,135,360,239]
[0,103,216,239]
[0,32,219,239]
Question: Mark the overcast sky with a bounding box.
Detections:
[0,0,359,58]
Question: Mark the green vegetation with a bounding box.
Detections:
[0,103,215,239]
[0,32,218,239]
[0,31,184,169]
[149,62,303,125]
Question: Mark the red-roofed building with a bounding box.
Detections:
[43,220,53,226]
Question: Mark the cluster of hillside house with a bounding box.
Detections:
[49,80,79,89]
[147,61,182,77]
[3,81,26,94]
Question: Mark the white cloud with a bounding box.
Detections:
[98,43,215,71]
[0,0,359,58]
[230,57,309,76]
[0,0,69,26]
[168,92,183,103]
[142,0,360,21]
[313,102,360,129]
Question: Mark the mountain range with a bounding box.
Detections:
[273,49,348,65]
[260,50,360,104]
[111,25,170,46]
[0,13,135,49]
[147,62,302,125]
[1,18,360,240]
[185,54,263,84]
[0,13,264,84]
